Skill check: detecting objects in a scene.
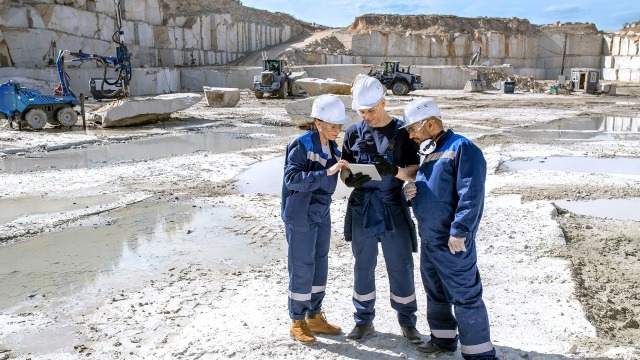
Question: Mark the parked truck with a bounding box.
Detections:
[252,59,294,99]
[368,61,422,96]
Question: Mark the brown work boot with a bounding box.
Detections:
[306,311,342,335]
[290,319,317,344]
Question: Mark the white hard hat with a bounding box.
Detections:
[400,98,442,128]
[309,94,350,125]
[351,76,386,110]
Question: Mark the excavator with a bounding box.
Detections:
[0,0,131,130]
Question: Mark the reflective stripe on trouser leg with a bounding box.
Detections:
[427,238,496,359]
[286,218,330,320]
[309,219,331,315]
[379,217,417,327]
[351,227,378,325]
[421,241,459,350]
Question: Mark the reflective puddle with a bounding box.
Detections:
[500,156,640,175]
[0,126,299,173]
[236,155,353,199]
[510,115,640,140]
[0,193,117,224]
[554,198,640,221]
[0,200,285,312]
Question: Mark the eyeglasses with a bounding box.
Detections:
[407,120,427,134]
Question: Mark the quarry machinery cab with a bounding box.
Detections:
[252,59,294,99]
[368,61,422,96]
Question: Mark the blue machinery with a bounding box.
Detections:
[0,0,131,129]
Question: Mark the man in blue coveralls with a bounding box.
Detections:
[340,76,423,344]
[402,98,498,359]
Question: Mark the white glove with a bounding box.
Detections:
[448,236,467,254]
[404,181,417,201]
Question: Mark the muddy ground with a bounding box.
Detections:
[1,85,639,359]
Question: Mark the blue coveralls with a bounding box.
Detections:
[281,129,341,320]
[412,129,496,360]
[343,119,419,327]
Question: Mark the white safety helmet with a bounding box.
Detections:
[309,94,350,125]
[400,98,442,128]
[351,76,386,111]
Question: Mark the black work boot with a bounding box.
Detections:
[416,340,455,355]
[346,323,374,341]
[401,326,424,344]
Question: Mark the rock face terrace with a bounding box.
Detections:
[1,2,638,97]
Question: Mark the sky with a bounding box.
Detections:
[241,0,640,32]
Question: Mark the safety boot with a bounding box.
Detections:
[346,322,374,341]
[290,319,316,344]
[306,311,342,335]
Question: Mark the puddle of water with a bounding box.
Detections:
[501,156,640,175]
[511,115,640,140]
[236,156,353,199]
[0,194,117,224]
[555,198,640,221]
[0,126,299,173]
[0,200,284,312]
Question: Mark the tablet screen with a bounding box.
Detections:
[348,163,382,181]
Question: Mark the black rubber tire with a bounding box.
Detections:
[56,107,78,127]
[25,108,48,129]
[392,81,409,96]
[277,81,288,99]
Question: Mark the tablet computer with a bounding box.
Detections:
[348,163,382,181]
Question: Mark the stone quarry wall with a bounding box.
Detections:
[0,0,295,68]
[338,15,610,81]
[1,6,638,94]
[603,32,640,82]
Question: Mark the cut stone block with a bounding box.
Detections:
[90,93,202,127]
[203,86,240,107]
[463,79,484,92]
[294,78,352,96]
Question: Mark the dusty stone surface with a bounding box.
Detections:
[203,86,240,107]
[91,93,202,127]
[293,77,352,96]
[1,86,640,359]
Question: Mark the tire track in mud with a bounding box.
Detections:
[555,210,640,351]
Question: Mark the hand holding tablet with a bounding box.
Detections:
[347,163,382,181]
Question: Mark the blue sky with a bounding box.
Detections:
[241,0,639,31]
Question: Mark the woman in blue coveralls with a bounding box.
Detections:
[340,76,423,344]
[281,94,349,344]
[402,98,498,360]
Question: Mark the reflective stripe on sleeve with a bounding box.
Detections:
[390,292,416,304]
[425,150,456,163]
[288,291,311,301]
[311,285,326,294]
[353,290,376,302]
[430,329,458,339]
[307,152,327,167]
[461,341,494,355]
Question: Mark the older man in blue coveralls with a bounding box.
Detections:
[340,76,423,344]
[402,98,498,360]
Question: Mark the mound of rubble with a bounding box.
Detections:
[480,71,548,93]
[280,36,356,65]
